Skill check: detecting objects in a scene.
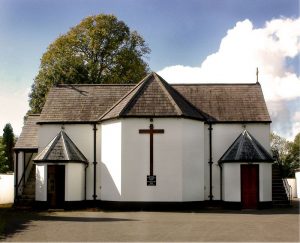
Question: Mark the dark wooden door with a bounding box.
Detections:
[47,165,65,208]
[241,164,259,209]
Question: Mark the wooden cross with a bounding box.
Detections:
[139,124,164,176]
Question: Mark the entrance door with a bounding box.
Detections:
[241,164,259,209]
[47,165,65,208]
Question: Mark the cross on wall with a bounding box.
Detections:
[139,124,164,177]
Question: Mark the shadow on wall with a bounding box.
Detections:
[100,162,121,200]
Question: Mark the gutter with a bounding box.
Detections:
[208,123,213,201]
[93,124,98,201]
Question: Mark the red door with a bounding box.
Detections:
[241,164,259,209]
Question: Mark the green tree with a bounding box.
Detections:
[271,132,300,177]
[2,124,15,172]
[285,132,300,177]
[29,14,150,113]
[0,136,9,173]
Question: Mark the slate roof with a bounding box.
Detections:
[34,130,88,163]
[14,115,40,150]
[37,72,271,123]
[39,84,134,123]
[219,130,274,163]
[101,72,208,121]
[174,83,271,122]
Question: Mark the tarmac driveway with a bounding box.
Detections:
[1,203,299,242]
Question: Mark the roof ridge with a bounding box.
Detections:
[98,73,152,121]
[171,83,258,86]
[153,73,183,116]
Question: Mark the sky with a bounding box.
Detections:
[0,0,299,140]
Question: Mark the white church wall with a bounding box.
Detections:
[65,163,85,201]
[122,118,183,201]
[120,118,183,201]
[223,163,241,201]
[259,163,272,201]
[182,119,205,201]
[38,124,97,201]
[100,120,122,201]
[204,123,271,200]
[35,164,47,201]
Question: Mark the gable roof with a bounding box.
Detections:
[219,130,274,163]
[174,83,271,122]
[39,84,134,123]
[34,130,88,163]
[14,114,40,150]
[101,72,208,121]
[37,73,271,123]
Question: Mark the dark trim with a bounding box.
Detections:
[84,163,89,201]
[222,201,242,209]
[37,121,98,125]
[34,160,88,164]
[13,148,38,152]
[220,160,274,163]
[14,151,19,202]
[205,121,271,124]
[258,201,273,209]
[93,124,97,201]
[23,152,26,186]
[219,163,223,201]
[208,124,213,200]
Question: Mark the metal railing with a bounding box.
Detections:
[282,178,292,205]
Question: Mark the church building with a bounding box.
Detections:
[14,72,274,209]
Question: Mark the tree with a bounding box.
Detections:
[0,136,9,173]
[285,132,300,176]
[2,124,15,171]
[29,14,150,114]
[271,132,300,177]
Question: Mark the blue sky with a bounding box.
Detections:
[0,0,299,138]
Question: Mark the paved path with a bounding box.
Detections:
[2,204,299,242]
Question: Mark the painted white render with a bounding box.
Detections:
[204,123,271,200]
[65,163,85,201]
[36,164,47,201]
[0,174,14,204]
[222,163,272,202]
[100,118,205,202]
[38,124,100,200]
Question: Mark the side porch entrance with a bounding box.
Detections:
[241,164,259,209]
[47,165,65,208]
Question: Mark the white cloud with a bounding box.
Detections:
[158,17,300,140]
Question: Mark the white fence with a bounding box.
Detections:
[0,173,14,204]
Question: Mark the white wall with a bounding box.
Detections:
[100,120,122,201]
[223,163,272,202]
[36,164,47,201]
[287,178,297,198]
[204,123,271,200]
[259,163,272,201]
[182,119,205,201]
[38,124,99,200]
[296,172,300,198]
[223,163,241,201]
[0,174,14,204]
[65,163,85,201]
[101,118,205,202]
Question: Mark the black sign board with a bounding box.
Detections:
[147,175,156,186]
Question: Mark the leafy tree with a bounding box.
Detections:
[2,124,15,171]
[271,132,300,177]
[29,14,150,113]
[285,132,300,177]
[0,136,9,173]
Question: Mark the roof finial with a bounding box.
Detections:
[256,67,259,83]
